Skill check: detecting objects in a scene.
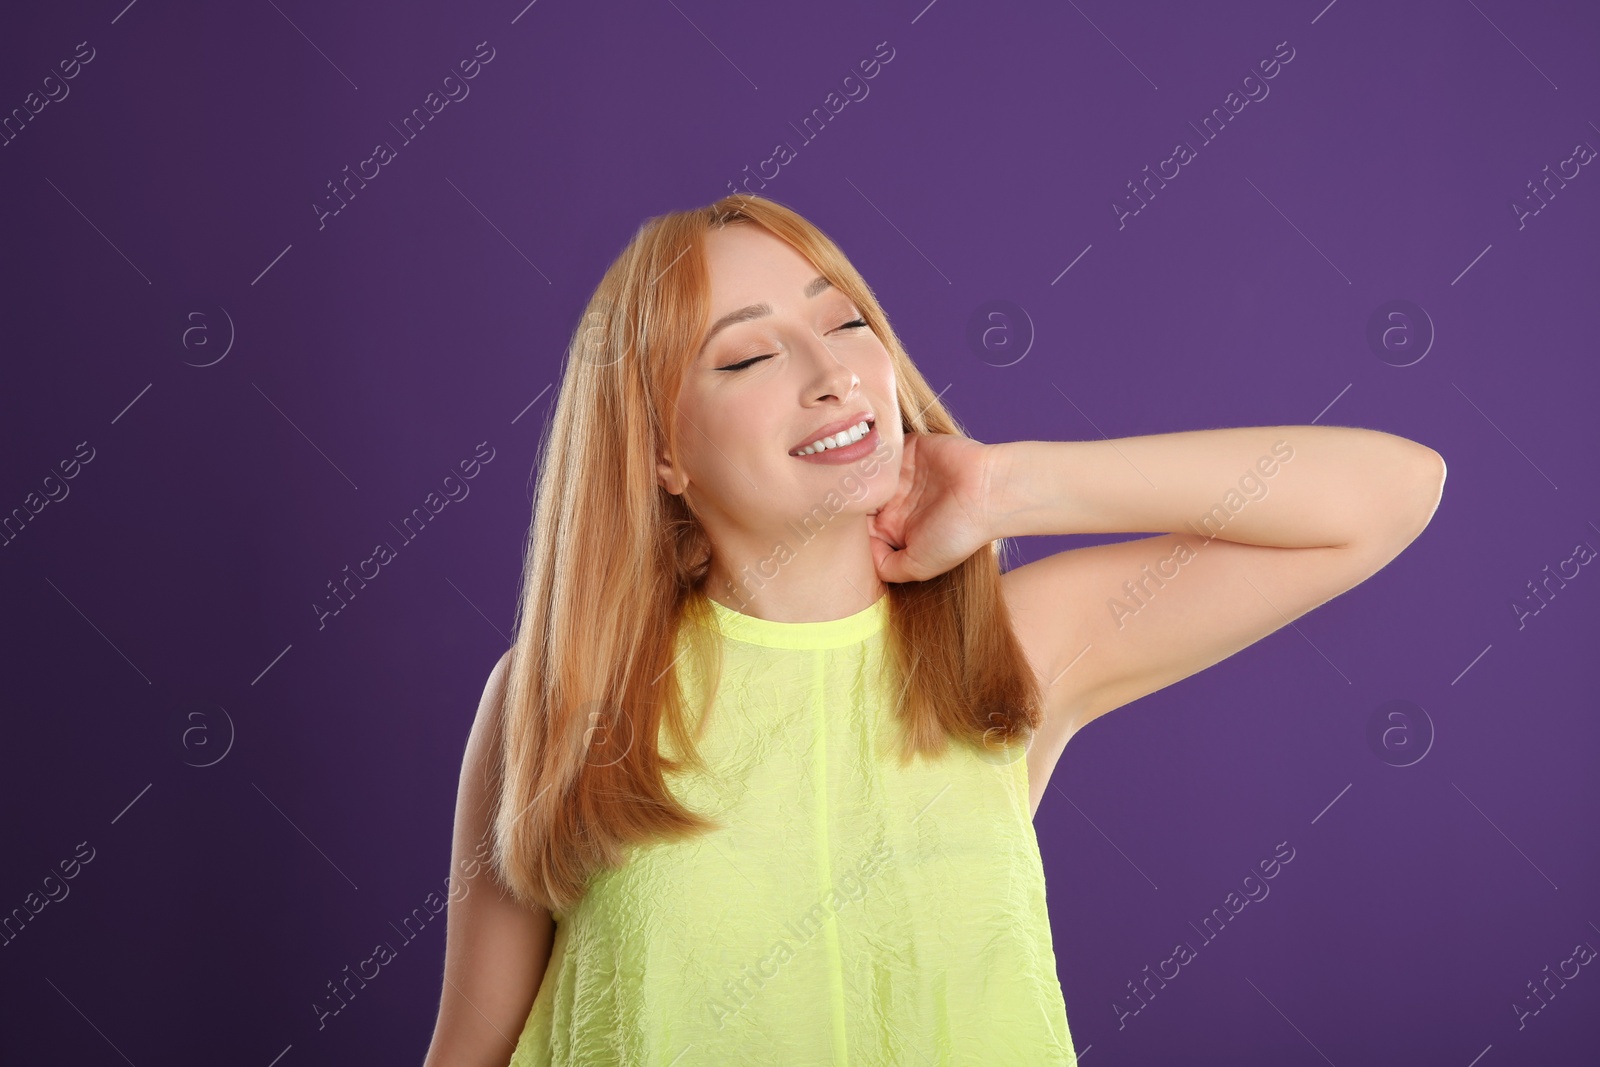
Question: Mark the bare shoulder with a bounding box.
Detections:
[424,644,552,1065]
[479,648,514,724]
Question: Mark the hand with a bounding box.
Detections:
[868,432,1003,583]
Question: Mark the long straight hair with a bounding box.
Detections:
[490,194,1044,916]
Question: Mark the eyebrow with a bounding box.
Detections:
[698,275,835,357]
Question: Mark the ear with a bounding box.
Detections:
[656,454,684,495]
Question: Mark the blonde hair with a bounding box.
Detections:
[491,193,1043,915]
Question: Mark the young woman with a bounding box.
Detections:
[422,195,1446,1066]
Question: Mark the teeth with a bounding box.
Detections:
[794,420,870,455]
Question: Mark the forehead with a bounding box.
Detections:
[702,224,829,313]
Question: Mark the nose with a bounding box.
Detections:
[797,334,859,404]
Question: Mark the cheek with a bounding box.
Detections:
[680,405,773,488]
[864,351,896,399]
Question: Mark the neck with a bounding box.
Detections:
[703,519,887,623]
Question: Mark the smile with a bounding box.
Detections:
[790,416,874,456]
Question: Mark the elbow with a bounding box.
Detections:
[1414,445,1446,526]
[1347,441,1444,553]
[1389,444,1446,545]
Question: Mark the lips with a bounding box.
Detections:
[789,411,874,455]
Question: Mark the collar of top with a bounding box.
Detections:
[705,592,888,650]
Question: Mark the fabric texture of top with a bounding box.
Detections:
[508,593,1077,1065]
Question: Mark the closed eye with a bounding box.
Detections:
[717,318,871,372]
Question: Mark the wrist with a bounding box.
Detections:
[984,440,1038,541]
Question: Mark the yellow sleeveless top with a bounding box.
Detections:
[508,593,1077,1065]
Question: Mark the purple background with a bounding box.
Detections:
[3,1,1597,1063]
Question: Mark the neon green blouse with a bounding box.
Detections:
[508,593,1077,1065]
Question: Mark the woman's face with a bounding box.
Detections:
[658,223,901,547]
